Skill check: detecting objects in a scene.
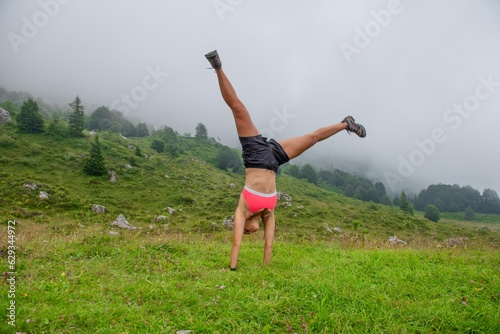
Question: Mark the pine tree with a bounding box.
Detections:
[68,96,85,137]
[399,191,414,215]
[16,98,44,133]
[136,123,149,137]
[84,136,107,176]
[195,123,208,140]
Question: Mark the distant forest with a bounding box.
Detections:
[281,163,500,215]
[1,87,499,215]
[414,184,500,214]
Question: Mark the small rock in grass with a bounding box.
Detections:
[111,214,136,229]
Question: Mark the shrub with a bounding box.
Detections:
[424,204,440,222]
[380,194,392,206]
[464,206,474,221]
[151,139,165,153]
[215,146,243,173]
[135,146,142,157]
[46,117,68,138]
[0,134,15,147]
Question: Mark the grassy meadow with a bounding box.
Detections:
[1,126,499,333]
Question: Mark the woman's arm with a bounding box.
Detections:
[262,211,276,265]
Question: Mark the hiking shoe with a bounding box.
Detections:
[342,116,366,138]
[205,50,222,70]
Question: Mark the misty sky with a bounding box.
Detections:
[1,0,499,195]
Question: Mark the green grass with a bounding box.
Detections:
[1,221,499,333]
[1,126,499,333]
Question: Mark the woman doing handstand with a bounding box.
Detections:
[205,50,366,271]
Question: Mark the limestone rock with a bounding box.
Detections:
[92,204,106,214]
[223,216,234,229]
[39,191,49,200]
[111,214,136,229]
[444,237,468,247]
[277,192,292,208]
[388,236,407,245]
[109,170,118,183]
[319,224,333,233]
[23,183,37,191]
[0,107,11,124]
[333,227,343,234]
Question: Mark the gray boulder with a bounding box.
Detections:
[111,214,136,229]
[92,204,106,214]
[0,108,11,124]
[23,182,37,191]
[277,192,292,208]
[333,227,343,234]
[443,237,468,247]
[109,170,118,183]
[223,216,234,229]
[388,236,407,245]
[156,215,169,221]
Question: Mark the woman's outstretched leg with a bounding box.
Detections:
[206,50,259,137]
[279,116,366,160]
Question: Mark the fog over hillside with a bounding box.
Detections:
[1,0,499,195]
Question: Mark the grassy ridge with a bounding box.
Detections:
[1,126,499,333]
[1,125,499,244]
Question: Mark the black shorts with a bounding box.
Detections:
[239,134,290,174]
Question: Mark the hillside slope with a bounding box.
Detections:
[1,124,498,246]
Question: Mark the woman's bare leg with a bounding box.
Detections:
[278,122,347,160]
[214,68,259,137]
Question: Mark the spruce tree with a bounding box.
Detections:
[68,96,85,137]
[399,191,414,215]
[195,123,208,140]
[84,136,107,176]
[16,98,44,133]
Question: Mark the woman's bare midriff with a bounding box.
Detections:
[244,168,276,194]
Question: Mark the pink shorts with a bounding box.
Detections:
[242,186,277,214]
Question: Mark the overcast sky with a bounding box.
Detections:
[1,0,499,195]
